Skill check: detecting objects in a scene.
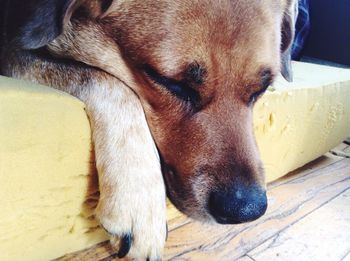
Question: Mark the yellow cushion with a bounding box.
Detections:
[0,77,108,260]
[255,62,350,182]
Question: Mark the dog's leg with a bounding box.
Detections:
[87,79,167,261]
[1,51,167,260]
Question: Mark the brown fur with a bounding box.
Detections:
[48,0,293,218]
[0,0,297,259]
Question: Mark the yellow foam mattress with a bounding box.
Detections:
[0,62,350,260]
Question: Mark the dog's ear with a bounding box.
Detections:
[280,0,298,82]
[4,0,82,50]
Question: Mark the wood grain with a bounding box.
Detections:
[57,142,350,261]
[342,251,350,261]
[165,160,350,260]
[57,241,117,261]
[246,189,350,261]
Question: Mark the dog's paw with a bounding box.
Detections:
[96,175,167,261]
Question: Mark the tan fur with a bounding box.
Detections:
[48,0,296,218]
[1,0,298,259]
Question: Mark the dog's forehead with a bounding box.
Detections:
[155,1,283,75]
[108,0,283,76]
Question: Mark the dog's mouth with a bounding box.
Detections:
[160,162,186,206]
[160,161,209,220]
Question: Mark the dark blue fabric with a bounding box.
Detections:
[292,0,311,60]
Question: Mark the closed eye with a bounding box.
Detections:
[249,85,269,104]
[143,65,200,105]
[249,68,274,104]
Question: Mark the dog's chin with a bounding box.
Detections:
[162,168,215,223]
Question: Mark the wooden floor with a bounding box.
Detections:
[59,139,350,261]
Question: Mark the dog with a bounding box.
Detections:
[0,0,298,260]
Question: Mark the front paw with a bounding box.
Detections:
[96,180,167,260]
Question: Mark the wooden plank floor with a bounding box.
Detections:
[58,140,350,261]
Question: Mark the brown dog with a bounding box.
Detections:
[0,0,297,260]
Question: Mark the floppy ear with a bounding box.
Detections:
[280,0,299,82]
[4,0,81,50]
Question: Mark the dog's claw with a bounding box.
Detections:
[146,257,162,261]
[117,234,133,258]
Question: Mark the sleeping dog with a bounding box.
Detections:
[0,0,297,260]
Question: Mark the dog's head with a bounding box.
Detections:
[5,0,298,224]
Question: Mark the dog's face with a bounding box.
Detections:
[5,0,297,224]
[97,0,296,223]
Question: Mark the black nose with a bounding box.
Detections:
[208,183,267,224]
